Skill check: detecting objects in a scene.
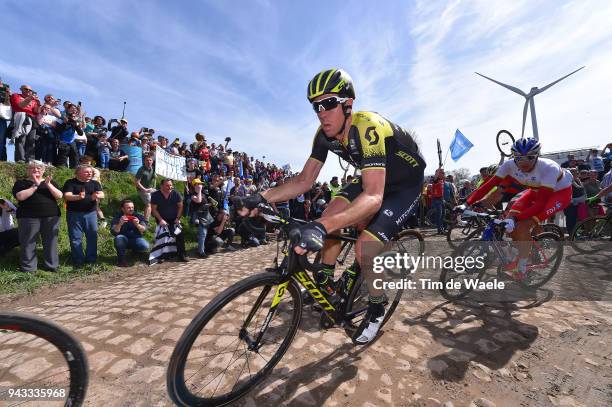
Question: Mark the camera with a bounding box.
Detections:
[125,215,136,221]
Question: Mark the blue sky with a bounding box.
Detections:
[2,0,611,180]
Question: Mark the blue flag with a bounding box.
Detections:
[449,129,474,161]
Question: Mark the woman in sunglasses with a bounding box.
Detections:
[465,137,572,280]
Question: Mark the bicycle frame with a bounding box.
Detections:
[240,231,364,351]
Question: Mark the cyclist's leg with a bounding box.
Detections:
[319,179,363,266]
[353,183,421,343]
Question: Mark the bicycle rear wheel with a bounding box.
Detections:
[343,233,413,339]
[570,216,611,254]
[167,272,302,407]
[0,312,89,407]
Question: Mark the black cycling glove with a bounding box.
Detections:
[243,193,268,210]
[296,221,327,252]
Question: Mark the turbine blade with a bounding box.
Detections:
[536,66,585,94]
[475,72,527,97]
[521,99,529,138]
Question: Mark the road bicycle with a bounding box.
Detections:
[570,203,612,254]
[0,312,89,407]
[166,205,416,406]
[439,208,564,300]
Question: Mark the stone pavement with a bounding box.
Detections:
[2,235,611,407]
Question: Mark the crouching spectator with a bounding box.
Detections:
[205,208,236,254]
[111,199,149,267]
[0,198,19,255]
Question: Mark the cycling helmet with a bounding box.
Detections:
[511,137,541,156]
[307,68,355,102]
[485,164,498,177]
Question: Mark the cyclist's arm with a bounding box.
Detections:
[318,168,385,234]
[594,183,612,199]
[466,176,502,205]
[261,158,322,203]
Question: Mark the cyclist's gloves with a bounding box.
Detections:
[504,217,516,233]
[296,221,327,252]
[244,193,268,210]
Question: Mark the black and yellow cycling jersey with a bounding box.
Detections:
[309,111,426,189]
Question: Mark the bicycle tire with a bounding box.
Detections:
[541,223,565,240]
[570,216,611,254]
[446,221,483,249]
[439,241,491,301]
[383,229,425,279]
[343,265,408,341]
[167,272,302,407]
[496,130,515,157]
[0,312,89,407]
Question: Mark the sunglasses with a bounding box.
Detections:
[312,96,347,113]
[513,154,538,162]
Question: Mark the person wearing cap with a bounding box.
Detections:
[108,117,129,144]
[205,204,237,254]
[184,158,203,217]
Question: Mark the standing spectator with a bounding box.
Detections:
[108,118,129,144]
[560,154,577,169]
[151,179,188,262]
[444,174,458,206]
[78,155,107,227]
[0,197,19,255]
[35,104,60,165]
[86,115,107,158]
[10,85,41,162]
[586,148,605,180]
[329,176,341,198]
[430,168,445,234]
[63,165,104,267]
[458,180,473,201]
[55,106,83,168]
[111,199,149,267]
[12,161,62,272]
[184,158,202,217]
[0,80,12,161]
[583,170,602,217]
[134,153,156,221]
[98,134,112,169]
[190,179,213,258]
[108,138,129,171]
[564,168,586,235]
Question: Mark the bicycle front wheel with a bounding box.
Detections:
[167,272,302,407]
[0,312,89,407]
[570,216,612,254]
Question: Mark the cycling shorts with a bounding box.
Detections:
[334,176,422,243]
[510,186,572,223]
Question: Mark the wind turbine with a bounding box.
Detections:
[475,66,584,140]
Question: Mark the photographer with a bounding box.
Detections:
[108,118,129,144]
[190,179,213,258]
[10,85,41,162]
[111,199,149,267]
[85,115,107,158]
[55,105,84,168]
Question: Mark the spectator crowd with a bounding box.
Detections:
[1,79,611,273]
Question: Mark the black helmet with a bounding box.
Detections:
[307,68,355,102]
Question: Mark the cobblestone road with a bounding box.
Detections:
[2,235,611,407]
